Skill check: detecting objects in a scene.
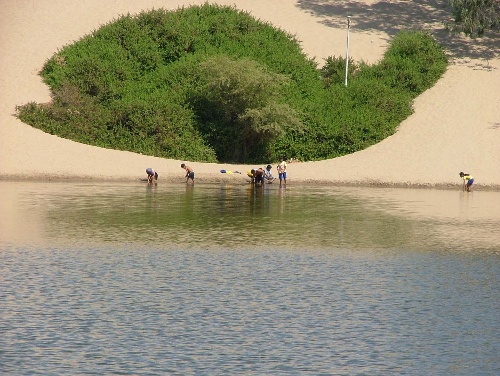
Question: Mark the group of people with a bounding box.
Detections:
[146,163,195,184]
[147,165,474,191]
[146,157,289,187]
[247,157,288,187]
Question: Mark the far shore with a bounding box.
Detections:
[1,172,495,191]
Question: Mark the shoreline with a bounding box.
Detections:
[2,174,497,191]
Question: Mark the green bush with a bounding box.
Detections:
[367,31,448,95]
[16,5,447,163]
[321,56,361,88]
[447,0,499,37]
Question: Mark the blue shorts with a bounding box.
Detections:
[279,172,287,180]
[467,178,474,186]
[188,171,195,179]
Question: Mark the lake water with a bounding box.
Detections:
[1,181,499,375]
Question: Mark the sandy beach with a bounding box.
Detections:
[1,0,499,188]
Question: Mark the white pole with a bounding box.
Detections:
[344,16,351,87]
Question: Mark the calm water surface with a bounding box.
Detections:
[1,181,499,375]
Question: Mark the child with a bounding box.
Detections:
[146,167,158,184]
[253,168,265,186]
[277,156,287,187]
[459,172,474,192]
[247,169,255,183]
[264,165,276,183]
[247,168,264,185]
[181,163,195,184]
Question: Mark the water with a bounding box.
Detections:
[1,181,499,375]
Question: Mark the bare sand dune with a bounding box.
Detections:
[1,0,498,188]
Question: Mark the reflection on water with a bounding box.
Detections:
[1,181,499,252]
[0,181,499,374]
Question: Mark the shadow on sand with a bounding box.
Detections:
[296,0,499,69]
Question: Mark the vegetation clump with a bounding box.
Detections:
[446,0,499,37]
[16,4,448,163]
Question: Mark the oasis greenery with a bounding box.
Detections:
[16,4,447,163]
[446,0,499,37]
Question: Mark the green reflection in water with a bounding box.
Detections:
[40,183,430,251]
[2,181,498,252]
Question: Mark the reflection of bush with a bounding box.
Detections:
[16,5,446,163]
[45,186,414,250]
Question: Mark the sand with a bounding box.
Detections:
[1,0,499,188]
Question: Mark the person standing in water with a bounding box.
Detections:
[459,172,474,192]
[181,163,195,184]
[277,156,287,187]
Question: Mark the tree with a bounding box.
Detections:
[239,103,303,161]
[196,55,303,162]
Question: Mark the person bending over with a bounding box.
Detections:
[247,169,255,183]
[459,172,474,192]
[253,168,265,186]
[181,163,195,184]
[146,168,158,184]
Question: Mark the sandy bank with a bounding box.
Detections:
[1,0,499,189]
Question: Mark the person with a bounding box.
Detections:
[253,167,265,186]
[247,168,264,185]
[247,169,255,183]
[181,163,195,184]
[264,164,276,183]
[459,172,474,192]
[277,156,287,187]
[146,167,158,184]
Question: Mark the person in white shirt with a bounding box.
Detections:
[277,157,287,187]
[264,164,276,183]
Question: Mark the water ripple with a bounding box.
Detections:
[1,247,498,374]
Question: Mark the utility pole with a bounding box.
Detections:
[344,16,351,87]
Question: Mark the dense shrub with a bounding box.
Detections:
[447,0,499,37]
[362,31,448,95]
[321,56,361,88]
[16,5,447,163]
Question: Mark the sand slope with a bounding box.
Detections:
[1,0,499,187]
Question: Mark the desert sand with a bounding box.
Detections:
[1,0,499,188]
